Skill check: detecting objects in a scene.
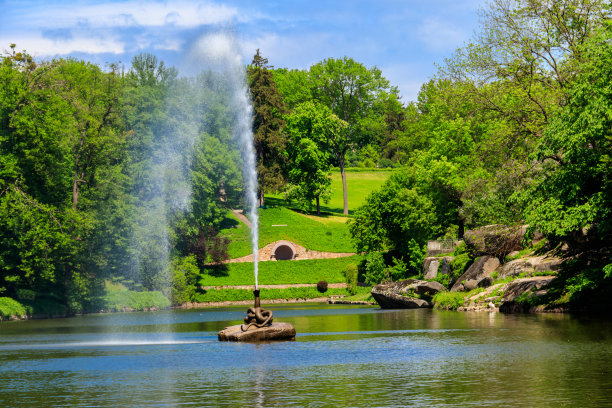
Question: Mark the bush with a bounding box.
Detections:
[388,257,407,281]
[450,253,472,283]
[170,255,199,305]
[364,252,389,285]
[344,263,359,295]
[316,280,328,293]
[0,297,30,319]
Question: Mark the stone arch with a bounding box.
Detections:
[271,241,296,260]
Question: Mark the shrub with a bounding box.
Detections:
[388,257,407,281]
[364,252,389,285]
[450,253,472,283]
[170,255,199,305]
[344,263,359,295]
[0,297,30,319]
[316,280,328,293]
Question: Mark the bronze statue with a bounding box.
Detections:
[241,289,273,331]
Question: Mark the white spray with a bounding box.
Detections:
[190,32,259,289]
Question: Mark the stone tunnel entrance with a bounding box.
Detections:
[272,242,296,260]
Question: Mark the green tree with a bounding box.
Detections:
[285,101,347,215]
[248,50,288,206]
[309,57,394,215]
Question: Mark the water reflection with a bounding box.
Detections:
[1,306,612,407]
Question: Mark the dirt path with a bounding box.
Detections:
[231,209,251,228]
[200,283,347,290]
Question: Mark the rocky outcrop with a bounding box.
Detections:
[464,225,526,258]
[499,276,556,313]
[499,256,562,279]
[423,257,440,279]
[372,279,447,309]
[451,256,500,292]
[422,256,454,280]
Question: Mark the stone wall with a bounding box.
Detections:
[226,240,355,263]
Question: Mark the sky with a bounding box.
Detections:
[0,0,485,102]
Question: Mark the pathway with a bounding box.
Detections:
[231,209,251,228]
[200,283,347,290]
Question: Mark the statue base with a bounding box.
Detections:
[218,322,296,342]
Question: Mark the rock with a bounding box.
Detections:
[499,256,562,279]
[451,256,500,292]
[371,279,447,309]
[440,256,454,276]
[464,225,526,258]
[422,257,440,279]
[422,256,454,280]
[499,276,556,314]
[218,322,296,342]
[501,276,556,302]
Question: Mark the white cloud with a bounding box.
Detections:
[14,1,239,29]
[0,35,125,56]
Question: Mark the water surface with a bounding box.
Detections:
[1,305,611,407]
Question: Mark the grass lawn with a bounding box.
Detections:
[199,255,363,286]
[267,168,395,215]
[193,286,371,303]
[220,207,354,258]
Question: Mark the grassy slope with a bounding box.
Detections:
[267,168,394,215]
[221,207,354,258]
[220,169,394,258]
[200,255,363,286]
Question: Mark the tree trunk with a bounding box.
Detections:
[339,155,348,215]
[72,175,79,211]
[316,196,320,216]
[259,190,265,208]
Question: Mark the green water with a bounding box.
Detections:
[1,305,611,407]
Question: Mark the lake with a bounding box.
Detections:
[1,305,611,407]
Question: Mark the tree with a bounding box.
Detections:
[309,57,394,215]
[285,101,347,215]
[524,24,612,239]
[248,50,288,207]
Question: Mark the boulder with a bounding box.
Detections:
[218,322,296,342]
[371,279,447,309]
[499,276,556,313]
[422,256,454,280]
[464,225,526,258]
[422,257,440,279]
[440,256,454,276]
[499,256,562,279]
[451,256,500,292]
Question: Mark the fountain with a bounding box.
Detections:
[217,289,295,341]
[209,32,294,342]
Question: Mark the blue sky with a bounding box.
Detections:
[0,0,484,102]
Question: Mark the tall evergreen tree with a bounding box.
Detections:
[248,49,288,207]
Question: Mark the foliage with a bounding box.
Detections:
[344,263,359,295]
[316,280,328,293]
[169,255,199,305]
[309,56,396,215]
[523,25,612,240]
[248,50,288,204]
[348,170,440,254]
[101,290,171,312]
[284,101,347,214]
[364,252,388,286]
[0,297,29,318]
[450,253,472,282]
